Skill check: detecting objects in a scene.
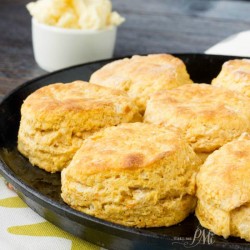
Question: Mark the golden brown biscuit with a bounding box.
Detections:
[61,122,201,228]
[90,54,193,113]
[144,83,250,156]
[18,81,140,173]
[212,59,250,97]
[196,135,250,241]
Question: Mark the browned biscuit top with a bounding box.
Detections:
[64,122,199,177]
[144,83,250,153]
[24,80,133,112]
[90,54,193,113]
[22,80,140,128]
[212,59,250,97]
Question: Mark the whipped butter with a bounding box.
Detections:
[27,0,125,30]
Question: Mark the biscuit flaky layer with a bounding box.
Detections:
[196,135,250,241]
[212,59,250,97]
[144,83,250,155]
[18,81,140,173]
[90,54,193,113]
[61,123,201,228]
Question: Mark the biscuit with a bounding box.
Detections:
[90,54,193,113]
[61,122,201,228]
[18,81,140,173]
[212,59,250,97]
[144,83,250,156]
[196,135,250,241]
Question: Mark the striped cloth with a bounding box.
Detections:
[0,175,104,250]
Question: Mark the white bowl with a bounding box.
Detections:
[32,18,117,72]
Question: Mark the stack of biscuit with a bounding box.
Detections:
[17,54,250,242]
[18,81,141,173]
[196,134,250,242]
[61,123,201,228]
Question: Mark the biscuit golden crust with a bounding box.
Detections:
[144,83,250,154]
[18,81,140,173]
[196,136,250,241]
[61,122,201,228]
[90,54,193,113]
[212,59,250,97]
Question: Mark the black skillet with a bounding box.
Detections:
[0,54,249,250]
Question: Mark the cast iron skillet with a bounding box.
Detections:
[0,54,249,250]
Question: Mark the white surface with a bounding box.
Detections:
[32,18,117,72]
[205,30,250,57]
